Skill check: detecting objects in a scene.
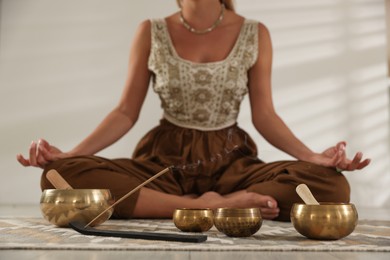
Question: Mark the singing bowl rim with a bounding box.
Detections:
[291,202,356,207]
[174,208,213,212]
[214,207,261,212]
[173,208,214,218]
[41,188,112,194]
[214,207,262,217]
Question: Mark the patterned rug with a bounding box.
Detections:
[0,218,389,251]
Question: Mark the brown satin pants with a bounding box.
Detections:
[41,120,350,221]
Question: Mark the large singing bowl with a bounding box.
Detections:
[290,203,358,240]
[40,189,114,227]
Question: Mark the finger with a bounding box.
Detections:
[16,154,31,167]
[38,138,51,149]
[336,141,347,150]
[330,147,343,167]
[34,142,50,168]
[339,143,346,157]
[29,141,38,166]
[36,140,51,164]
[357,158,371,170]
[36,153,49,168]
[335,145,349,169]
[39,145,55,161]
[347,152,363,171]
[36,140,42,160]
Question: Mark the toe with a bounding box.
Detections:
[260,195,278,209]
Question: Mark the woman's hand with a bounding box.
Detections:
[308,141,371,171]
[16,139,70,169]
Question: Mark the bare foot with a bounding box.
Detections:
[193,191,279,220]
[195,191,225,208]
[223,190,279,220]
[182,194,198,199]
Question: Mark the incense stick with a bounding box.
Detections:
[85,166,173,227]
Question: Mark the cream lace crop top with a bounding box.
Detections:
[148,19,258,131]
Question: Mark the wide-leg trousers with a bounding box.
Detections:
[42,120,350,221]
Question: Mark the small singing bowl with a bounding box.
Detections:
[173,208,214,232]
[290,203,358,240]
[40,189,114,227]
[213,208,262,237]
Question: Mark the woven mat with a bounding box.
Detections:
[0,218,389,251]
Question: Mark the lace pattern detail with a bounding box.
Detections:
[148,19,258,130]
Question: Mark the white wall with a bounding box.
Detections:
[1,0,389,209]
[237,0,390,207]
[386,0,390,76]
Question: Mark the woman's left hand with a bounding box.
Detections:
[308,141,371,171]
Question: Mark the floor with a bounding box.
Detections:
[1,204,389,260]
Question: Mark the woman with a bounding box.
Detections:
[17,0,370,221]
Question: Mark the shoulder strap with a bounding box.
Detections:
[240,19,259,69]
[149,19,169,52]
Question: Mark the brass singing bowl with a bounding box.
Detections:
[173,208,214,232]
[40,189,114,227]
[290,203,358,240]
[213,208,262,237]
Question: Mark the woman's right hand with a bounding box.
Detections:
[17,139,71,169]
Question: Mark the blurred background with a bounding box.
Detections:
[1,0,389,210]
